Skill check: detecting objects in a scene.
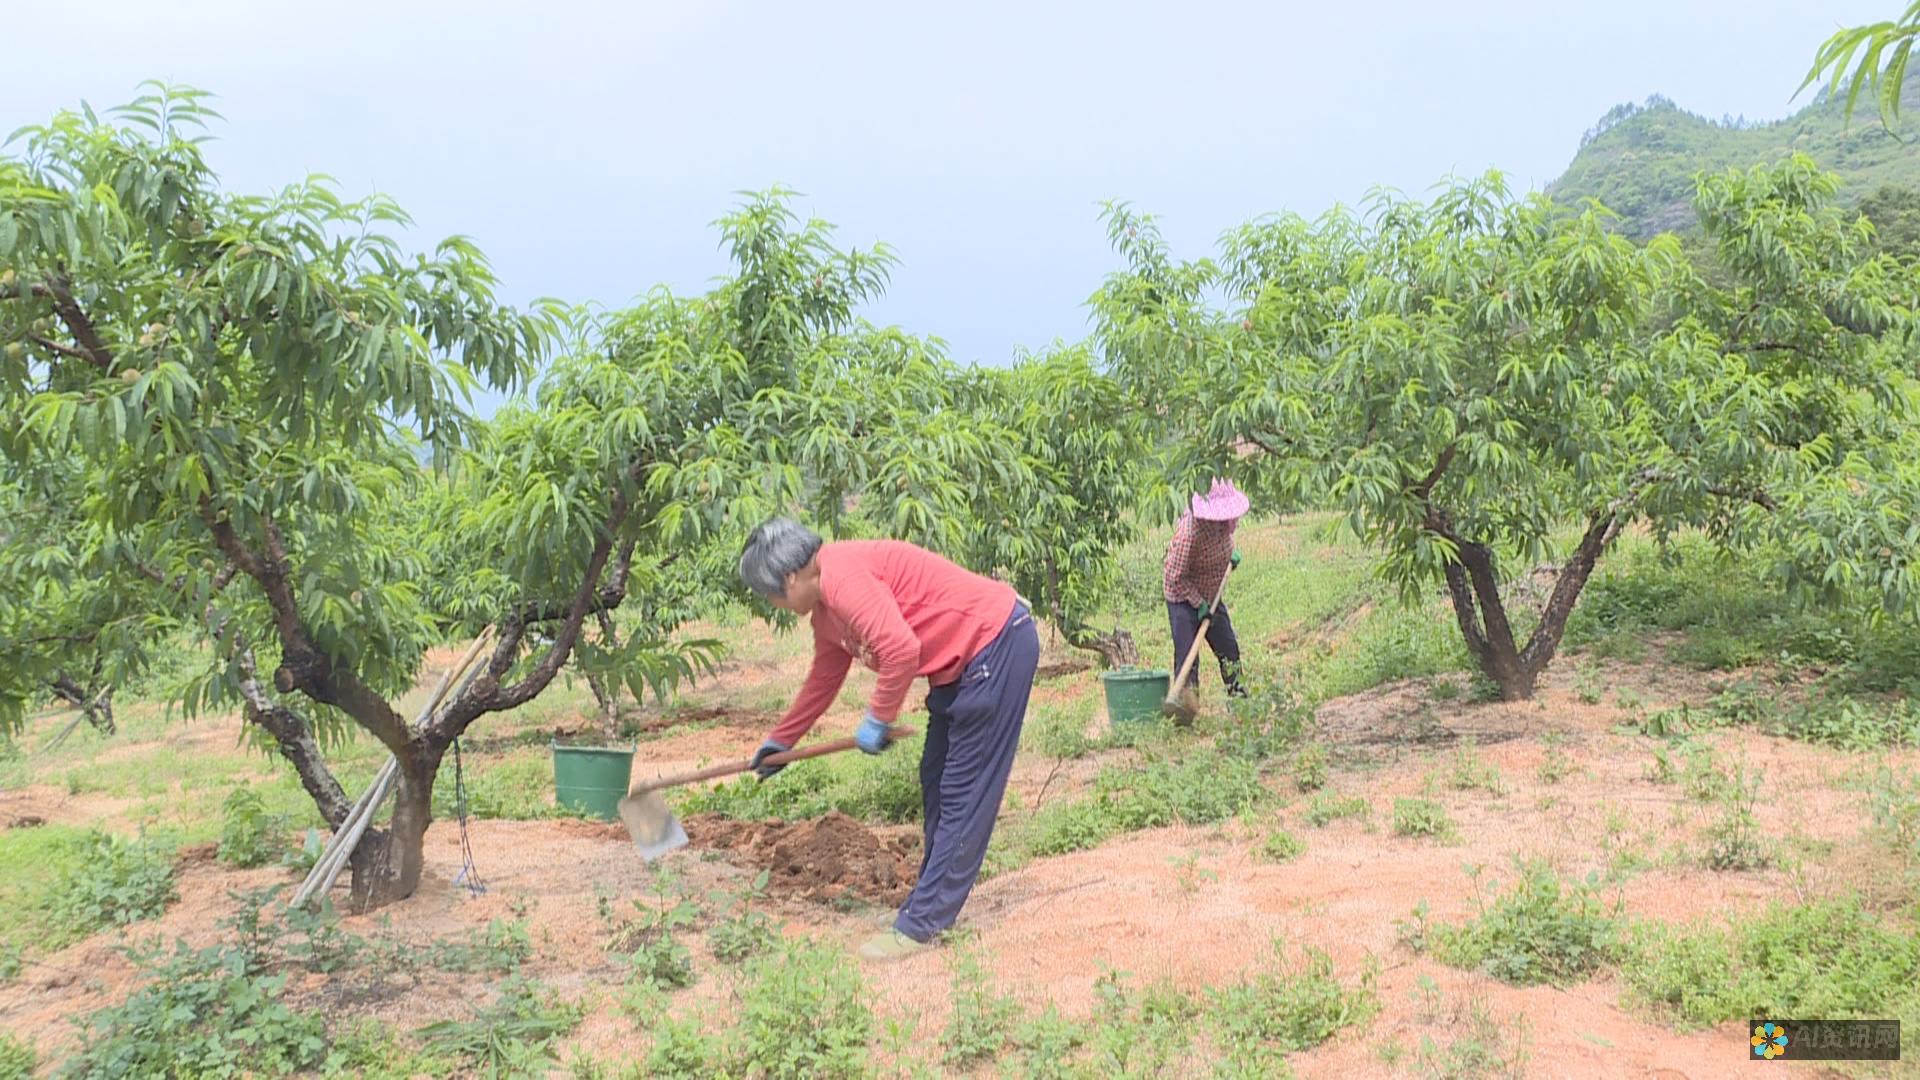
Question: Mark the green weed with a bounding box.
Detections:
[1028,702,1095,760]
[416,976,584,1077]
[320,1020,463,1079]
[942,943,1023,1068]
[1082,970,1200,1077]
[1536,734,1575,784]
[1702,762,1772,872]
[1168,851,1217,895]
[1207,942,1380,1073]
[1393,798,1458,843]
[1623,898,1920,1029]
[1023,750,1268,859]
[1009,1005,1086,1080]
[1416,860,1625,987]
[1259,828,1306,864]
[645,1011,724,1079]
[64,939,328,1078]
[1867,767,1920,870]
[1643,744,1679,785]
[708,870,780,964]
[734,936,873,1080]
[1572,662,1605,706]
[45,829,177,946]
[612,867,699,989]
[679,742,923,825]
[1411,978,1530,1080]
[218,784,292,868]
[1303,793,1369,827]
[1291,743,1329,792]
[0,1034,34,1080]
[1446,739,1505,795]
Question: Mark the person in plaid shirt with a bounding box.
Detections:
[1163,478,1248,701]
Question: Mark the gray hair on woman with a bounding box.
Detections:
[739,517,824,599]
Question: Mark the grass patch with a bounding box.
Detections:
[1207,942,1380,1073]
[1393,798,1458,843]
[942,944,1023,1068]
[1623,898,1920,1029]
[1017,750,1268,860]
[1411,977,1530,1080]
[1259,828,1307,864]
[1302,793,1369,828]
[66,938,329,1078]
[1407,860,1625,987]
[1446,739,1505,795]
[44,829,178,947]
[417,976,584,1077]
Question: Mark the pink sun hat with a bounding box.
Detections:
[1191,477,1250,522]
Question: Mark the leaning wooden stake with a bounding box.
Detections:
[291,627,494,909]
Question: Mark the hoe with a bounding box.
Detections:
[618,726,920,860]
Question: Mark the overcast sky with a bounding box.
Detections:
[8,1,1891,413]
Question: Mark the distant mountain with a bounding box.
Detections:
[1548,82,1920,239]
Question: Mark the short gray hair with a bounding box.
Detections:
[739,517,823,598]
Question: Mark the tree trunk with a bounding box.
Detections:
[1435,512,1622,703]
[1517,513,1621,677]
[586,610,622,738]
[357,747,442,909]
[1067,627,1141,669]
[243,698,353,829]
[1439,546,1533,700]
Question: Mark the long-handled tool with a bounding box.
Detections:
[1164,566,1234,723]
[618,726,920,861]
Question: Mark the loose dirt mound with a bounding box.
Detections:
[684,811,920,905]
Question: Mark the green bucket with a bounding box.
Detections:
[1100,668,1171,727]
[550,743,636,821]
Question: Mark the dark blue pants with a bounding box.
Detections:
[1168,600,1245,694]
[895,602,1038,942]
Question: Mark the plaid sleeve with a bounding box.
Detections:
[1162,516,1195,603]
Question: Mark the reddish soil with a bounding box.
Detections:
[6,610,1917,1078]
[685,810,921,905]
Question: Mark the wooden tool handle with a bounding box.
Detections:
[628,726,921,795]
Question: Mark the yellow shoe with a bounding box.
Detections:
[857,929,931,961]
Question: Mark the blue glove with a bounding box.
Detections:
[855,711,893,754]
[1230,548,1242,570]
[750,738,791,780]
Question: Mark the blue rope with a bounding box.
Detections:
[451,736,486,897]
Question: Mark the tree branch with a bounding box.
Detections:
[201,502,411,753]
[235,644,354,829]
[439,508,636,737]
[26,334,97,363]
[43,276,114,371]
[1410,442,1459,502]
[1703,483,1778,512]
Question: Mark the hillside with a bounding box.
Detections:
[1549,82,1920,238]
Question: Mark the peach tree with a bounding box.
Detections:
[0,88,922,905]
[1095,158,1919,700]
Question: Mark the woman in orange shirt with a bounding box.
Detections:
[738,518,1039,961]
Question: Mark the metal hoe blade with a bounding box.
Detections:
[617,790,689,862]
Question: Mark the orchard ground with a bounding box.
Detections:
[3,515,1919,1079]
